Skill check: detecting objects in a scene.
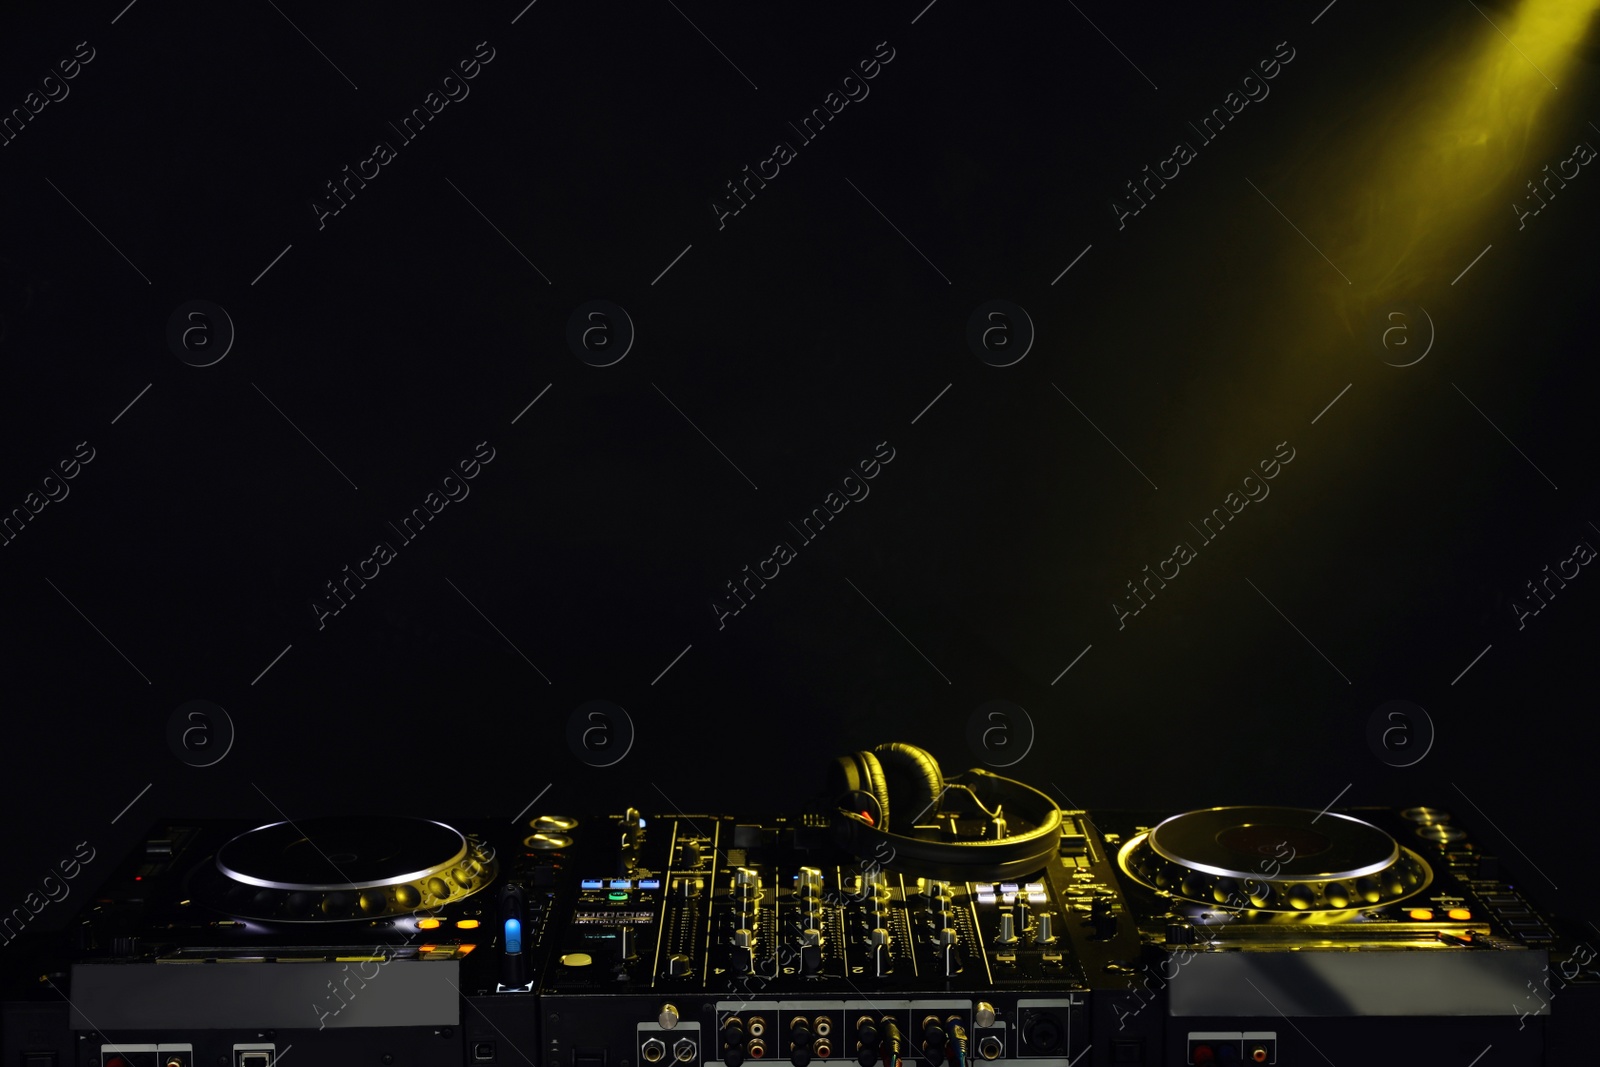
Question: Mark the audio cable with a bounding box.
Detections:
[882,1019,902,1067]
[949,1023,969,1067]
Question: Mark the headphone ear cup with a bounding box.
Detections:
[828,751,893,831]
[872,742,945,828]
[856,749,890,833]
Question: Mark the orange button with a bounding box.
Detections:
[1448,908,1471,921]
[457,919,481,929]
[417,917,441,929]
[1409,908,1434,921]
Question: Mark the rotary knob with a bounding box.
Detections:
[735,867,760,895]
[667,953,692,977]
[1036,913,1057,945]
[998,911,1018,944]
[797,867,824,896]
[659,1003,680,1029]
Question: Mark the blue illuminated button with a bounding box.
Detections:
[639,879,662,890]
[609,879,631,889]
[504,918,522,953]
[580,879,604,891]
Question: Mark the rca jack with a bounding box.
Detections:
[642,1039,667,1064]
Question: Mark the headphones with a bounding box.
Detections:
[826,742,1064,881]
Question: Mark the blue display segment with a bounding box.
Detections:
[504,918,521,953]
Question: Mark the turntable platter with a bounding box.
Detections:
[1119,806,1432,912]
[217,816,469,890]
[190,816,498,922]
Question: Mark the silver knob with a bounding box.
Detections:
[974,1002,996,1028]
[1037,913,1056,944]
[797,867,823,895]
[998,912,1017,944]
[940,928,960,976]
[659,1003,680,1029]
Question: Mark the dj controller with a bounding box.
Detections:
[4,744,1595,1066]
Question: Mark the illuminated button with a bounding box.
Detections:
[1000,883,1019,894]
[608,891,629,901]
[559,952,593,967]
[610,879,631,890]
[504,918,522,952]
[457,919,480,929]
[1409,909,1434,921]
[580,879,604,891]
[639,879,662,890]
[418,917,442,929]
[1448,908,1472,921]
[976,887,996,905]
[524,832,573,850]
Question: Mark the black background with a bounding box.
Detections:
[2,0,1597,934]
